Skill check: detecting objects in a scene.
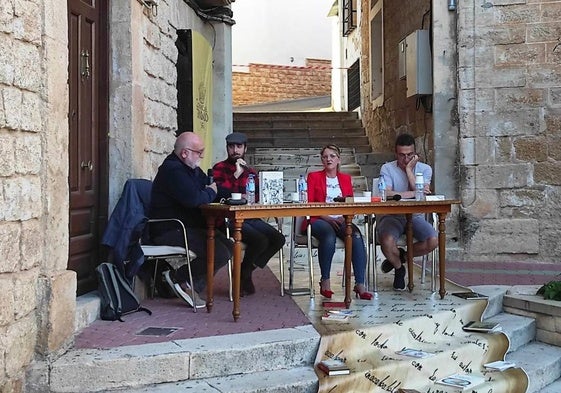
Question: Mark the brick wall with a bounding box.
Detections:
[233,59,331,106]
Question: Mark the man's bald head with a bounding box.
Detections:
[174,132,205,169]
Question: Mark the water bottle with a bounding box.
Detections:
[298,174,308,203]
[415,172,425,201]
[246,174,256,204]
[378,177,386,202]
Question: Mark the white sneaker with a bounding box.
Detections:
[163,270,181,298]
[174,281,206,309]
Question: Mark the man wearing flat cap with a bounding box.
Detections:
[212,132,285,296]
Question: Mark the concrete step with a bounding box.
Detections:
[233,111,359,122]
[250,152,358,166]
[48,326,320,393]
[116,367,317,393]
[508,341,561,393]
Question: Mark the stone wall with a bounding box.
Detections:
[359,0,434,158]
[0,0,233,391]
[457,0,561,261]
[232,59,331,106]
[358,0,561,262]
[0,0,71,391]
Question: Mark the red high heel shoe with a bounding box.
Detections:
[353,286,373,300]
[319,282,334,298]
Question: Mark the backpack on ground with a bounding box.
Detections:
[95,262,152,321]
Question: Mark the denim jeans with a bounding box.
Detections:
[310,218,367,285]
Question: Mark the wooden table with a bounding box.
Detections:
[201,200,459,321]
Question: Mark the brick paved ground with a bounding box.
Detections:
[74,259,561,349]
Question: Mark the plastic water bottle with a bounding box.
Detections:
[415,172,425,201]
[298,174,308,203]
[378,177,386,202]
[246,174,256,204]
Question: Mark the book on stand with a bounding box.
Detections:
[453,291,489,300]
[258,171,284,205]
[484,360,516,371]
[317,358,350,376]
[435,373,486,390]
[462,320,502,333]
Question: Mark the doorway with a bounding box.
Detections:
[67,0,109,295]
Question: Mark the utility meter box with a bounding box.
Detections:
[404,29,432,97]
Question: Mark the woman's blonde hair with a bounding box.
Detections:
[320,144,341,157]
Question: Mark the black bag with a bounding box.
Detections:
[95,262,152,321]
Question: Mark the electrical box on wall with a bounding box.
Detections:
[398,38,406,80]
[404,29,432,97]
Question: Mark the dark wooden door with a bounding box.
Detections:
[68,0,108,295]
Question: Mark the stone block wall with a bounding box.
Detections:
[457,0,561,261]
[232,58,331,106]
[359,0,434,158]
[0,0,71,391]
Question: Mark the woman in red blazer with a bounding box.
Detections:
[304,144,372,300]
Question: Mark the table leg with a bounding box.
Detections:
[406,213,414,292]
[232,218,243,321]
[205,218,216,312]
[344,215,353,308]
[438,212,447,299]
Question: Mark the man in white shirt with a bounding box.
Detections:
[377,133,437,291]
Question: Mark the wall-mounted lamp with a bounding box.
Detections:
[140,0,158,17]
[448,0,457,11]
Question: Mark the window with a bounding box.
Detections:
[342,0,357,36]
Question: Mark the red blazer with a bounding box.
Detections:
[301,170,354,232]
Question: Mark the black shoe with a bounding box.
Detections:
[241,266,256,296]
[381,248,406,273]
[393,266,406,291]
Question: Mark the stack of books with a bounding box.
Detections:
[317,358,350,376]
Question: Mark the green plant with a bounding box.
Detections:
[536,281,561,300]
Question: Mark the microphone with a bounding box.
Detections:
[207,168,214,185]
[390,194,402,201]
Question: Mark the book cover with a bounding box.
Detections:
[484,360,516,371]
[258,171,284,205]
[395,348,435,359]
[321,312,350,322]
[462,320,501,333]
[317,358,350,376]
[435,373,486,390]
[453,291,489,300]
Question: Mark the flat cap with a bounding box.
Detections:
[225,132,248,145]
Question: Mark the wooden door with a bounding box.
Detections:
[68,0,108,295]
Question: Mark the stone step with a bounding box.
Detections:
[254,147,356,155]
[233,111,359,122]
[115,367,317,393]
[244,136,371,150]
[48,326,320,393]
[250,152,357,166]
[233,122,365,132]
[509,341,561,393]
[254,164,362,177]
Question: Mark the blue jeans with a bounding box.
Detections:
[310,219,367,285]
